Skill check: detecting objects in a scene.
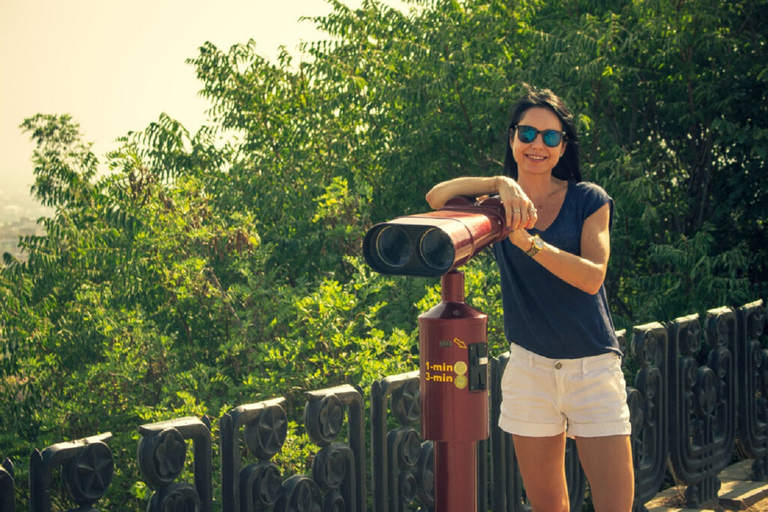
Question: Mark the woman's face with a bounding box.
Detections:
[511,107,566,178]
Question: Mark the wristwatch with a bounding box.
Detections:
[525,234,545,257]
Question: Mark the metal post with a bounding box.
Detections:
[419,271,489,512]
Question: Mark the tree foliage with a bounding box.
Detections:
[1,0,766,508]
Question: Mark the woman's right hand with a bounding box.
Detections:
[426,175,537,231]
[496,176,537,231]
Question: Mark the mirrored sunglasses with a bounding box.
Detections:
[513,125,566,147]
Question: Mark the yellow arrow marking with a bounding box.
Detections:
[453,337,467,349]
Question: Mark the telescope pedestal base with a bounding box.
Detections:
[434,440,477,512]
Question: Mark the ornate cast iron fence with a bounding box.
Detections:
[1,300,766,511]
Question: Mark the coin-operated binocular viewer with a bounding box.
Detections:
[363,196,508,512]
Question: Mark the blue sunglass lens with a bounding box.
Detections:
[543,131,561,146]
[518,126,537,143]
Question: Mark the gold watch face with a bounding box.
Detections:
[527,235,544,256]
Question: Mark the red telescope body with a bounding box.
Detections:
[362,196,508,277]
[363,196,509,512]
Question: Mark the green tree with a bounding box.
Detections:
[1,111,418,509]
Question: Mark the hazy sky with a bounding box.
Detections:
[0,0,389,192]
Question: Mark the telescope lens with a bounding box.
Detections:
[420,228,454,271]
[375,226,412,269]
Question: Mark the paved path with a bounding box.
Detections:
[646,460,768,511]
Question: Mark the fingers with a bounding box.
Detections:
[504,205,514,230]
[504,196,538,230]
[497,177,537,230]
[526,205,538,229]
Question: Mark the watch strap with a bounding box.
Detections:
[525,235,544,257]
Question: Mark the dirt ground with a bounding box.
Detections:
[653,488,768,511]
[663,495,768,511]
[651,459,768,511]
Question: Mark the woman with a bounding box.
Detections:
[426,87,634,511]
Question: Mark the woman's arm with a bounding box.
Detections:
[425,176,498,209]
[508,203,611,295]
[426,176,538,230]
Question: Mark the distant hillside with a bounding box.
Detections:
[0,184,50,261]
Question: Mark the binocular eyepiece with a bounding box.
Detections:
[363,196,508,277]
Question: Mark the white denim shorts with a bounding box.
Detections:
[498,343,631,438]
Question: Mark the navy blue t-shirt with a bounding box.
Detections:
[491,181,620,359]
